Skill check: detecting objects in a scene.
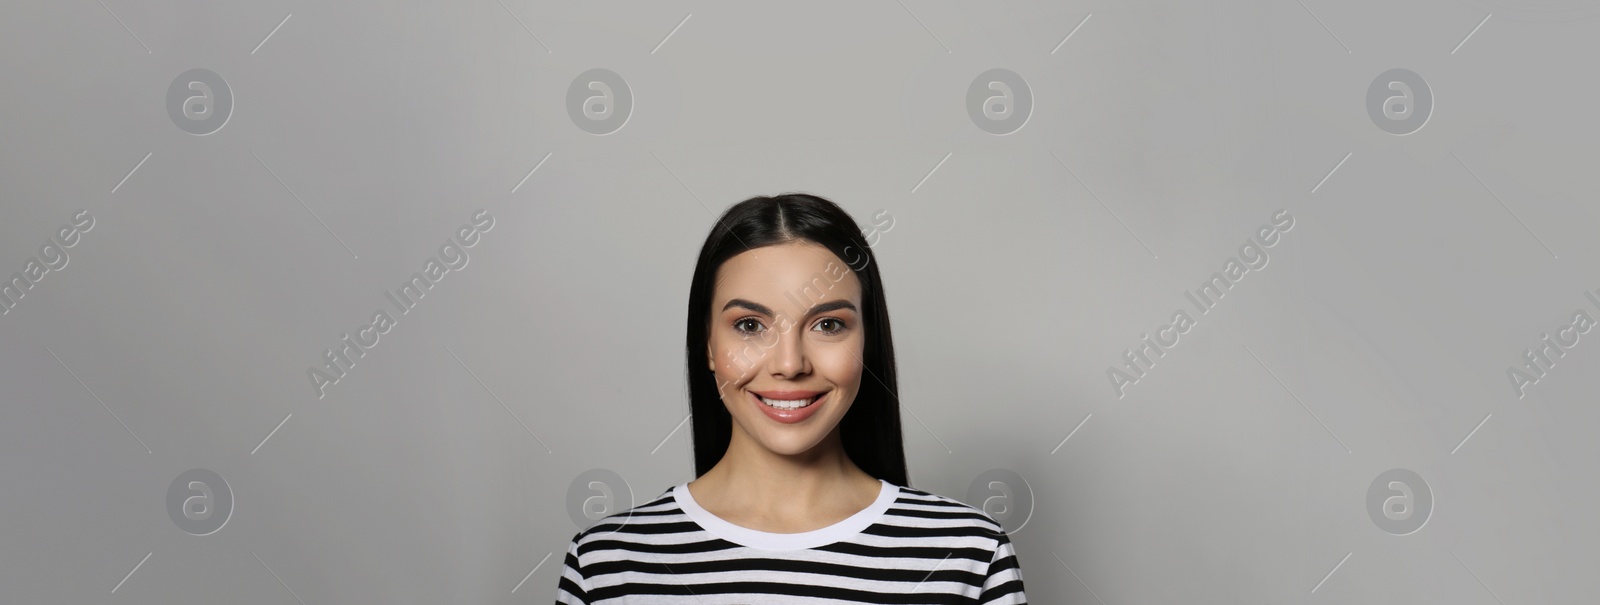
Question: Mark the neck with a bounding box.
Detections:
[693,424,878,517]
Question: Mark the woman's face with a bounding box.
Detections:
[706,241,865,456]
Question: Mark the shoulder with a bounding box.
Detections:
[883,483,1010,542]
[565,485,683,556]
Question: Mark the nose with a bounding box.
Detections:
[764,322,808,379]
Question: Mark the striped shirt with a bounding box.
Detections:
[555,478,1028,604]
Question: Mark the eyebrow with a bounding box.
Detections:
[721,297,857,318]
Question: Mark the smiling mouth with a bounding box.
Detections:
[755,393,823,410]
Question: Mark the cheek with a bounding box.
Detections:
[814,349,863,388]
[716,343,759,379]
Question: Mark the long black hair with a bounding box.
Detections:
[683,192,909,488]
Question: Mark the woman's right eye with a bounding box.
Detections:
[734,318,763,335]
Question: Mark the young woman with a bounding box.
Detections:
[556,193,1028,604]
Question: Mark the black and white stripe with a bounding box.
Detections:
[555,480,1027,604]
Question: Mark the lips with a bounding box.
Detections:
[749,389,828,423]
[750,390,825,401]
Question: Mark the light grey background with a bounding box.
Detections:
[3,0,1597,603]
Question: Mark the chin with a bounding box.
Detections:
[744,422,827,447]
[759,437,827,456]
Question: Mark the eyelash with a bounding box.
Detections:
[733,317,848,336]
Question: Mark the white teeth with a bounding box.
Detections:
[759,394,818,410]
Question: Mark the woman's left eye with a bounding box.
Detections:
[814,318,847,334]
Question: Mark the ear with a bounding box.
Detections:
[706,341,716,373]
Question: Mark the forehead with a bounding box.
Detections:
[712,242,862,307]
